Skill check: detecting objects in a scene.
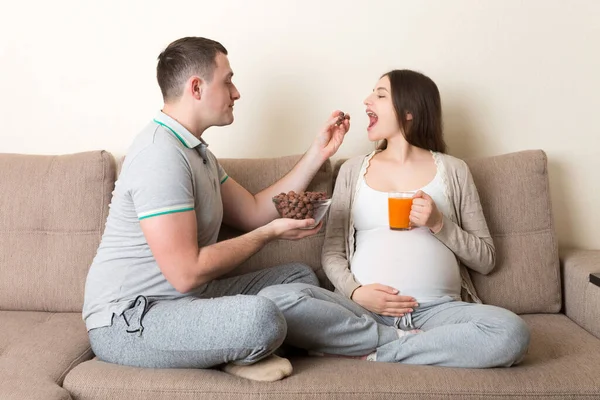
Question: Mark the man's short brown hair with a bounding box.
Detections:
[156,37,228,102]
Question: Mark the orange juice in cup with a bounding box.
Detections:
[388,192,415,230]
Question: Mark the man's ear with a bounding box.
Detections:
[190,76,204,100]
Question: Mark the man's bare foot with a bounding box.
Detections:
[222,354,293,382]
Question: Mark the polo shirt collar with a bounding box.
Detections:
[153,111,207,149]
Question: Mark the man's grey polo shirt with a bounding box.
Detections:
[83,111,229,331]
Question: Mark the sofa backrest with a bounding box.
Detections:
[0,148,559,315]
[0,151,115,312]
[464,150,561,313]
[218,155,334,286]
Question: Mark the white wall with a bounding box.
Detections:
[1,0,599,250]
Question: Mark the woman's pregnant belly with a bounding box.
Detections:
[351,226,462,303]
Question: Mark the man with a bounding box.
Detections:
[82,37,350,382]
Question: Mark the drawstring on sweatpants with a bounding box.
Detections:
[398,312,415,330]
[122,295,150,336]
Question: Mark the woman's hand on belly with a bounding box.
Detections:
[351,284,419,317]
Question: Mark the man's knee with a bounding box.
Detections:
[244,296,287,351]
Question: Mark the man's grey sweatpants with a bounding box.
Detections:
[258,283,530,368]
[88,264,319,369]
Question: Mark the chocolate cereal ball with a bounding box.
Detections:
[273,191,329,220]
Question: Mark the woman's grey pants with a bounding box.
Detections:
[258,283,530,368]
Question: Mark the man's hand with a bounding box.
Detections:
[261,218,323,240]
[310,110,350,161]
[351,284,418,317]
[221,111,349,233]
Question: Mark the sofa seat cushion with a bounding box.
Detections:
[0,311,92,386]
[63,314,600,400]
[0,375,71,400]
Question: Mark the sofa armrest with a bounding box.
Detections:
[561,249,600,339]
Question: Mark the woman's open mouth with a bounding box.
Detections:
[367,110,378,130]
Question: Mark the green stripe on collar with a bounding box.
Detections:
[153,119,191,148]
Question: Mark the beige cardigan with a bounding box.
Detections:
[321,150,496,303]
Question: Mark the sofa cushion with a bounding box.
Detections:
[217,156,332,284]
[0,311,92,384]
[63,314,600,399]
[0,375,72,400]
[464,150,560,314]
[0,151,115,312]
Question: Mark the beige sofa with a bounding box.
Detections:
[1,149,599,400]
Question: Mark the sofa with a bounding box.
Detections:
[0,149,599,400]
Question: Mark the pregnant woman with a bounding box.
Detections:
[259,69,530,368]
